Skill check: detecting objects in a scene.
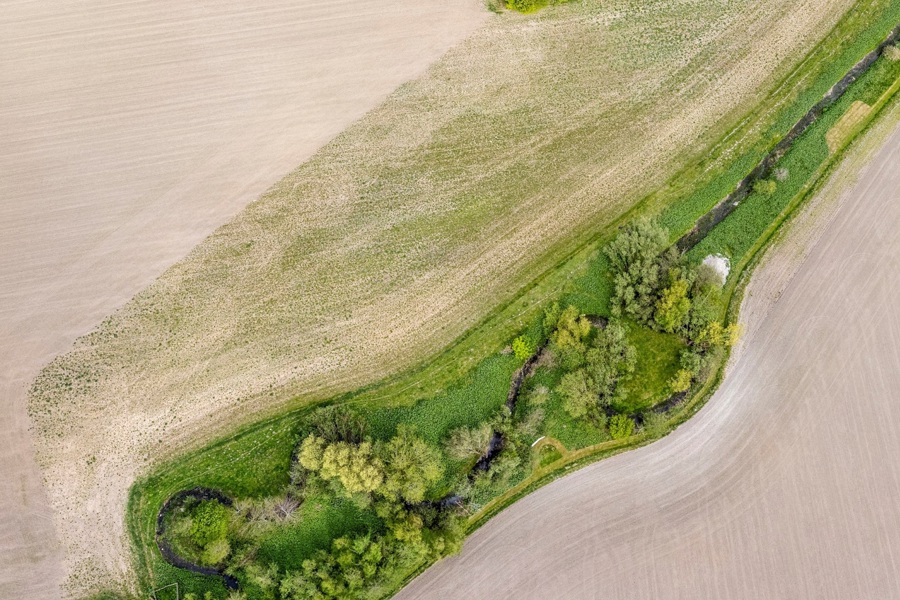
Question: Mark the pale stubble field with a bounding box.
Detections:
[0,1,485,597]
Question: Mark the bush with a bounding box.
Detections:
[604,220,670,322]
[190,500,231,548]
[444,424,493,460]
[668,369,693,393]
[308,405,366,444]
[642,411,668,437]
[608,414,635,440]
[753,179,778,196]
[505,0,547,13]
[511,336,535,361]
[201,537,231,566]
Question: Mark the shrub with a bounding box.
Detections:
[608,414,635,440]
[526,384,550,406]
[444,424,493,460]
[695,321,742,349]
[308,405,366,444]
[884,44,900,62]
[668,368,693,393]
[642,411,669,437]
[753,179,777,196]
[511,336,535,361]
[201,537,231,566]
[506,0,546,13]
[189,500,231,548]
[604,220,670,322]
[654,277,691,333]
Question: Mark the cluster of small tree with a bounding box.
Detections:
[234,502,463,600]
[605,220,740,395]
[297,424,443,506]
[554,319,636,421]
[450,406,545,506]
[208,406,465,599]
[163,497,234,567]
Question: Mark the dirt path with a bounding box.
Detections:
[395,105,900,598]
[0,2,485,598]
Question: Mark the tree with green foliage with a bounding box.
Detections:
[381,426,443,503]
[654,277,691,333]
[511,336,535,361]
[557,320,636,420]
[668,368,693,393]
[320,440,384,496]
[546,304,592,370]
[608,414,635,439]
[444,423,493,460]
[604,220,670,322]
[308,405,366,444]
[584,321,636,397]
[190,500,231,548]
[557,369,596,419]
[298,435,385,498]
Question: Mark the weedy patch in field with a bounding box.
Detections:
[827,101,873,152]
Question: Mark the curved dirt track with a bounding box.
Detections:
[0,2,484,598]
[397,117,900,598]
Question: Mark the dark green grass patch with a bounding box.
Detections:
[253,494,381,572]
[689,54,900,265]
[616,322,685,414]
[359,354,519,446]
[558,249,614,317]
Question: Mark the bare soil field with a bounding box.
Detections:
[0,2,485,598]
[396,102,900,599]
[23,0,865,596]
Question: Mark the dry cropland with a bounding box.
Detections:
[2,0,880,597]
[396,92,900,600]
[0,1,485,597]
